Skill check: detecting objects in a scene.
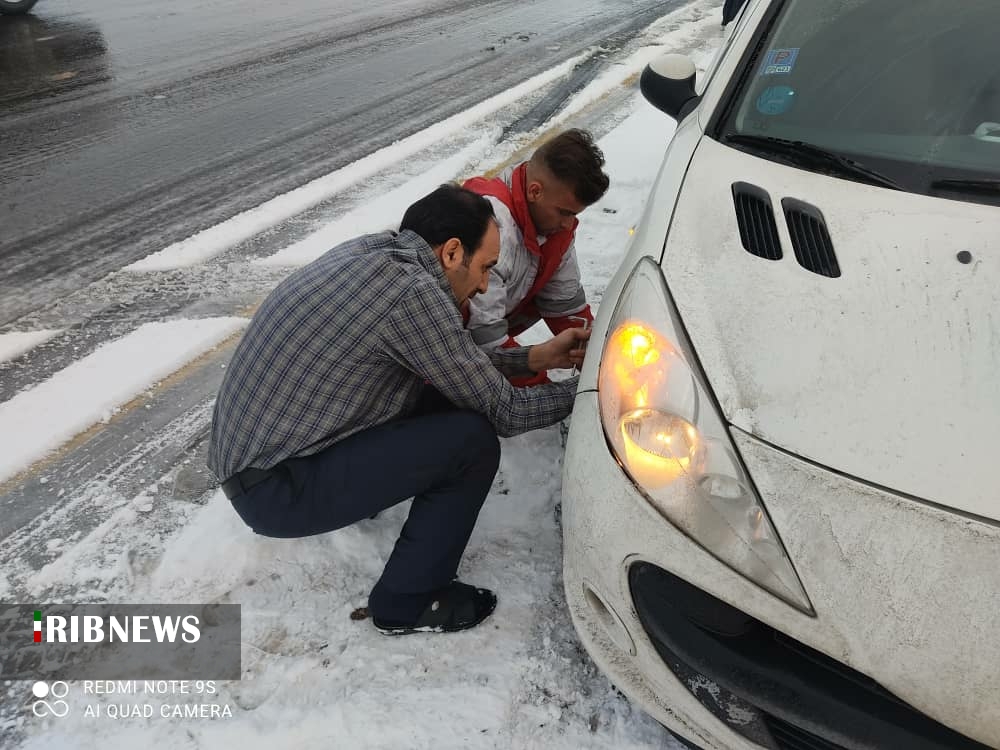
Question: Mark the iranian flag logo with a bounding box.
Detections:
[34,610,41,642]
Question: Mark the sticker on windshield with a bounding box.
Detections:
[756,86,796,115]
[759,48,799,76]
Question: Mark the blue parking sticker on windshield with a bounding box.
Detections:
[756,86,796,115]
[759,48,799,76]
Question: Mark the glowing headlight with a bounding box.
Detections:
[598,258,813,614]
[620,409,699,488]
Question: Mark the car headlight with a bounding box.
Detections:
[598,257,813,614]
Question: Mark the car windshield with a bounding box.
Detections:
[714,0,1000,204]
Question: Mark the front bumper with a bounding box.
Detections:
[562,391,1000,749]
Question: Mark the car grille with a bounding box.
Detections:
[629,563,991,750]
[763,714,845,750]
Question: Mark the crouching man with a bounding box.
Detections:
[463,129,609,385]
[207,184,588,636]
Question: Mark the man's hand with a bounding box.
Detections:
[527,327,591,373]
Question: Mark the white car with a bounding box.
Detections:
[561,1,1000,749]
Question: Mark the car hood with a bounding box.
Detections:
[662,137,1000,521]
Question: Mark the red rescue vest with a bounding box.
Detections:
[463,163,578,319]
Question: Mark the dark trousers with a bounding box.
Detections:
[229,407,501,623]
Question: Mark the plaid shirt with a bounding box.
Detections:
[208,230,578,480]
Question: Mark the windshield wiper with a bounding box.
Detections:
[931,178,1000,194]
[725,134,903,190]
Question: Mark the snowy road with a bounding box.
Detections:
[1,2,724,747]
[1,0,687,325]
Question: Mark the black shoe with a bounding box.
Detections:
[372,581,497,635]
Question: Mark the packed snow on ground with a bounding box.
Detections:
[0,330,62,365]
[6,3,725,747]
[0,318,246,485]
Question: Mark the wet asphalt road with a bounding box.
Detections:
[0,0,682,326]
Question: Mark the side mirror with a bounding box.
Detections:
[640,54,701,120]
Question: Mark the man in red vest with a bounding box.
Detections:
[463,129,610,385]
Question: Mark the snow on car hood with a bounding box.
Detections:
[661,136,1000,521]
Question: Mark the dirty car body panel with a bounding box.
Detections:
[562,0,1000,748]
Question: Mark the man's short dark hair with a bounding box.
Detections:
[400,184,496,260]
[531,128,610,206]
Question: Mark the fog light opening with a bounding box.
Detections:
[583,583,636,657]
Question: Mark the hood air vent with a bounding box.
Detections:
[732,182,782,261]
[782,199,841,278]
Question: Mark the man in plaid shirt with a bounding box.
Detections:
[208,184,589,635]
